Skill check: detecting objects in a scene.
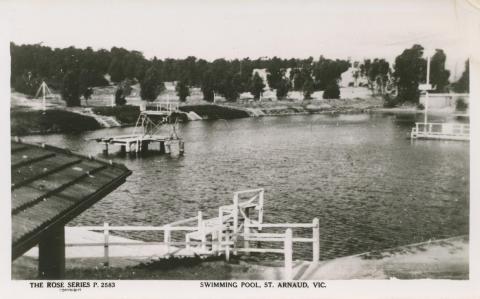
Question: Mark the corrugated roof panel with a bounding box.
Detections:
[11,140,131,259]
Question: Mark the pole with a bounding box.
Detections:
[42,82,46,112]
[312,218,320,263]
[424,55,430,126]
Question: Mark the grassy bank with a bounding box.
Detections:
[92,105,140,125]
[180,104,250,119]
[11,109,101,136]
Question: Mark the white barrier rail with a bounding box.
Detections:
[411,122,469,141]
[66,188,320,280]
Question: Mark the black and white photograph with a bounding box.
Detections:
[1,0,480,297]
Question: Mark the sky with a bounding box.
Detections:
[3,0,479,79]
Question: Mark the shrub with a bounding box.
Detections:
[323,82,340,99]
[383,94,398,108]
[456,97,468,111]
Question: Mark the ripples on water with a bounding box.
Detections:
[23,113,469,260]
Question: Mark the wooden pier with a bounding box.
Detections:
[411,122,470,141]
[96,101,185,156]
[65,188,320,280]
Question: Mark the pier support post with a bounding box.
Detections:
[102,143,109,156]
[120,145,126,154]
[179,140,185,156]
[104,222,110,266]
[312,218,320,263]
[165,141,171,155]
[159,141,165,154]
[141,141,148,153]
[284,228,293,280]
[125,141,130,153]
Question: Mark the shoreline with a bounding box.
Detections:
[11,100,466,137]
[10,105,422,137]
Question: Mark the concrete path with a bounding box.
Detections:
[230,236,468,280]
[24,227,199,264]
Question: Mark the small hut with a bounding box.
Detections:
[11,140,131,278]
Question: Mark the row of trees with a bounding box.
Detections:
[358,45,468,105]
[11,43,469,107]
[11,43,353,105]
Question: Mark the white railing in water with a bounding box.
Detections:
[411,122,469,141]
[65,188,320,280]
[144,101,179,112]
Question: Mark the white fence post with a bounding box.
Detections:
[225,224,230,262]
[284,228,293,280]
[197,211,207,251]
[258,190,264,230]
[244,214,250,255]
[103,222,109,267]
[164,225,171,256]
[185,235,191,250]
[198,211,203,229]
[218,208,223,254]
[312,218,320,263]
[233,194,239,255]
[233,194,239,234]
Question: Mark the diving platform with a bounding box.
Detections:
[95,101,184,155]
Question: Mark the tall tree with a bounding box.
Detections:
[82,88,93,106]
[366,59,390,95]
[61,71,81,106]
[218,72,240,102]
[115,79,132,105]
[250,72,265,100]
[276,77,291,99]
[429,49,450,93]
[303,77,314,100]
[313,56,349,99]
[201,70,215,102]
[393,44,426,103]
[453,60,469,93]
[140,65,164,101]
[175,79,190,102]
[266,57,284,89]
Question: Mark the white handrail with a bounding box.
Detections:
[72,225,198,231]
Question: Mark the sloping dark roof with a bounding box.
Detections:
[11,140,131,260]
